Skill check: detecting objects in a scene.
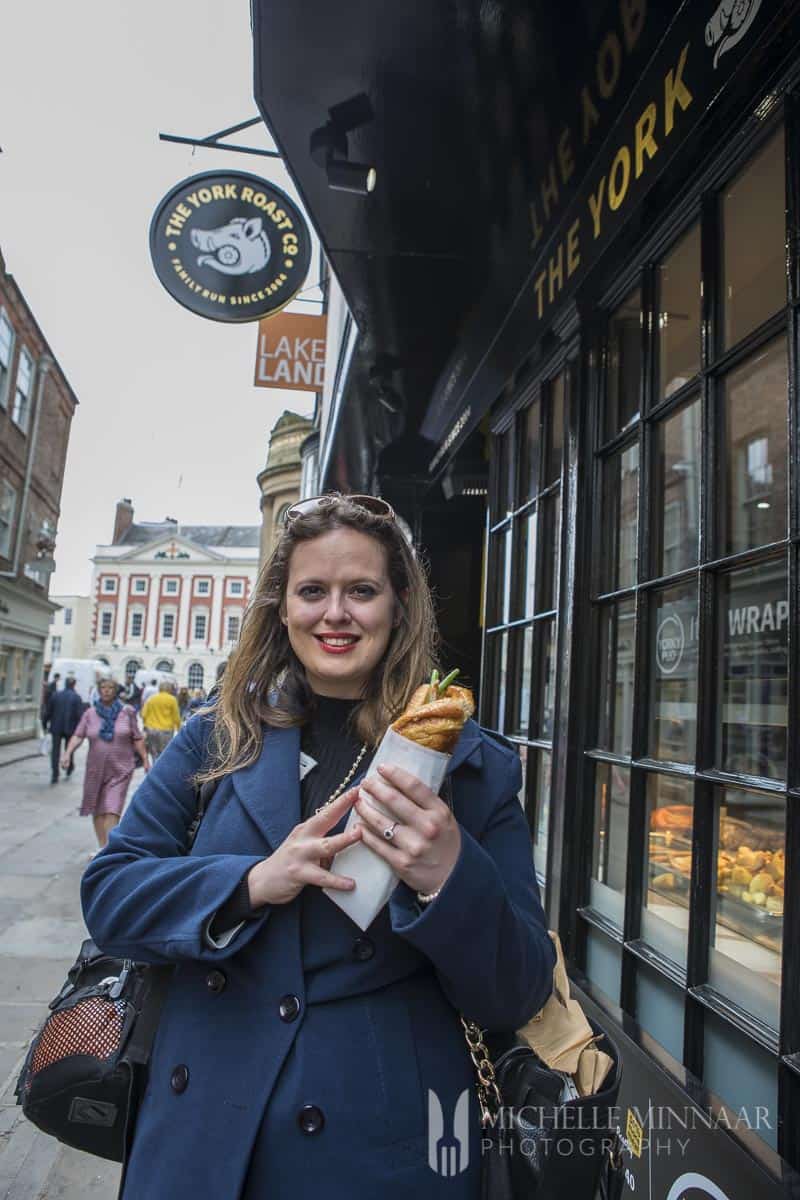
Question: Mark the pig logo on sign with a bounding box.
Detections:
[705,0,762,69]
[190,217,271,276]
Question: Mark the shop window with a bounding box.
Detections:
[483,631,509,731]
[635,964,685,1065]
[585,928,623,1005]
[0,311,13,406]
[604,287,641,440]
[721,337,788,556]
[590,763,630,926]
[722,128,786,350]
[534,619,557,740]
[539,496,561,612]
[545,373,565,485]
[643,774,694,965]
[512,512,537,620]
[597,597,636,756]
[717,560,788,780]
[653,398,701,576]
[24,652,37,702]
[601,442,639,593]
[704,1012,779,1150]
[649,581,698,764]
[532,749,552,880]
[657,221,701,400]
[708,786,784,1027]
[516,399,540,506]
[491,427,513,522]
[0,649,7,701]
[507,625,532,737]
[487,525,512,627]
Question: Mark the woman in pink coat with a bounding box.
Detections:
[62,676,148,849]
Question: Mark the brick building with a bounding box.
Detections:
[0,247,78,743]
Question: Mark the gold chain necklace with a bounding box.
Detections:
[314,743,369,814]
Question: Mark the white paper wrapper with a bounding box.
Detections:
[324,725,451,930]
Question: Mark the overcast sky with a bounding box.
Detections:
[0,1,321,596]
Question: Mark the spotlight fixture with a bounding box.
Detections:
[310,93,377,195]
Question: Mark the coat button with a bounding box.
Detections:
[352,936,375,961]
[206,969,227,994]
[297,1104,325,1134]
[170,1065,189,1094]
[279,994,301,1022]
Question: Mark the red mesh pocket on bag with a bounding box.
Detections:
[28,997,126,1081]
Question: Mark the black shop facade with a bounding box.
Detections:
[253,1,800,1193]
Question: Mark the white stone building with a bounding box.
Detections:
[89,501,260,691]
[46,595,90,662]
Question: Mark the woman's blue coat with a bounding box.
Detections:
[81,711,555,1199]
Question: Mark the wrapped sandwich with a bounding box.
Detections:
[325,668,475,929]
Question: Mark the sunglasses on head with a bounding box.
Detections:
[284,493,396,525]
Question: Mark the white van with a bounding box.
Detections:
[133,669,178,696]
[48,660,113,706]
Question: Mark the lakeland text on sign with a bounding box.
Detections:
[149,170,312,324]
[254,312,327,392]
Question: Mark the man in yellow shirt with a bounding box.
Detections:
[141,681,181,761]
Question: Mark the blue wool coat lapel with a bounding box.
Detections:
[231,718,484,851]
[231,725,301,851]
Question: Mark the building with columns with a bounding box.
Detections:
[257,410,313,566]
[89,500,259,691]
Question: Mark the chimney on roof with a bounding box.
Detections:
[113,498,134,544]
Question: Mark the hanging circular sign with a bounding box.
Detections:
[149,170,312,323]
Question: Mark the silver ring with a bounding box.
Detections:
[383,821,399,841]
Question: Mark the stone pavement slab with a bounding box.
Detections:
[0,753,123,1198]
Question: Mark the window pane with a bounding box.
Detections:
[534,619,557,741]
[492,429,512,520]
[605,288,641,441]
[722,337,788,556]
[516,400,540,506]
[722,129,786,349]
[508,625,532,737]
[718,561,788,779]
[657,223,701,400]
[545,372,565,485]
[539,495,561,613]
[590,763,630,925]
[650,582,698,764]
[512,513,537,620]
[487,529,511,626]
[601,442,639,592]
[653,398,700,576]
[533,750,551,879]
[597,597,636,755]
[710,787,784,1026]
[644,774,694,965]
[484,631,509,731]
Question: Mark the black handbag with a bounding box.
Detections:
[465,1016,626,1200]
[14,778,217,1162]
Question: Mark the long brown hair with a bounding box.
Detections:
[196,494,441,783]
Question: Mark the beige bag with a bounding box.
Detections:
[516,931,613,1097]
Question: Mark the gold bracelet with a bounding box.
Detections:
[416,887,441,905]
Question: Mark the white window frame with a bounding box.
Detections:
[51,635,62,655]
[161,610,177,641]
[226,613,241,643]
[132,577,147,594]
[0,310,14,408]
[194,578,211,596]
[130,609,145,639]
[11,347,34,432]
[102,577,118,594]
[192,611,208,642]
[164,578,179,595]
[99,609,114,639]
[0,481,17,559]
[64,607,73,626]
[227,579,244,597]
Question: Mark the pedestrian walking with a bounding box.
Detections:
[62,676,148,850]
[81,492,554,1200]
[141,681,181,760]
[177,686,190,721]
[186,686,206,715]
[40,672,59,727]
[43,677,84,784]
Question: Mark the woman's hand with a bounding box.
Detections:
[354,763,461,896]
[247,788,363,907]
[60,752,71,771]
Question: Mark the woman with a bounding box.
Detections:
[62,676,148,850]
[81,493,555,1200]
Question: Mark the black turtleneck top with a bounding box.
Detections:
[208,693,373,939]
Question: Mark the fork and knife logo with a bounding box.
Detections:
[428,1088,471,1176]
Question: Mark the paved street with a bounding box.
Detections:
[0,747,123,1198]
